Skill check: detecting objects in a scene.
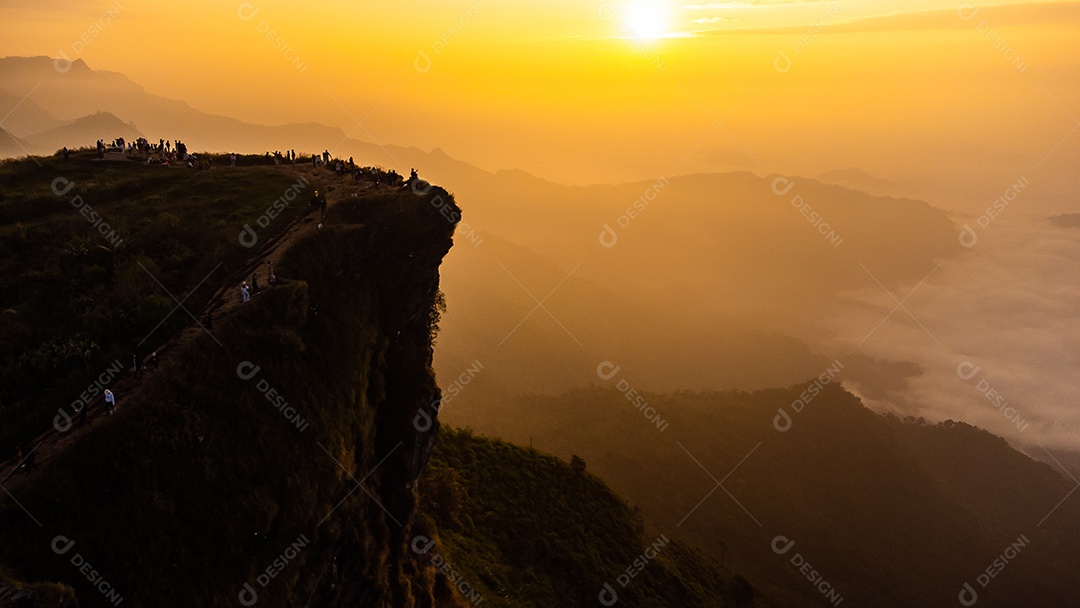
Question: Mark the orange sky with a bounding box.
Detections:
[1,0,1079,188]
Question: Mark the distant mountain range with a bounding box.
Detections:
[24,111,140,153]
[816,167,903,197]
[0,56,343,155]
[0,126,30,157]
[1048,213,1080,229]
[0,55,515,181]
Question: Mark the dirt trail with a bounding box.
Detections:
[1,163,379,495]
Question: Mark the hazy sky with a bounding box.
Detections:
[2,1,1079,454]
[3,0,1079,190]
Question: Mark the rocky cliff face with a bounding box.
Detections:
[0,183,462,608]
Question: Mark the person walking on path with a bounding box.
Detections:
[17,445,37,474]
[242,282,251,303]
[104,389,116,415]
[252,272,261,295]
[268,262,277,288]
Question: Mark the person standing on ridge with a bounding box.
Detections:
[242,282,251,304]
[252,272,261,295]
[104,389,116,415]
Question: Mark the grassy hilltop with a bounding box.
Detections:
[0,152,460,606]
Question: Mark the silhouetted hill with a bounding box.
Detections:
[25,111,141,154]
[463,385,1080,607]
[431,168,961,435]
[0,89,62,137]
[816,167,903,197]
[1048,213,1080,229]
[0,127,29,157]
[419,428,771,607]
[0,56,344,154]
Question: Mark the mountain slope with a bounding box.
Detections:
[420,428,768,607]
[0,127,30,157]
[0,89,62,137]
[459,385,1080,607]
[816,167,903,197]
[24,111,142,153]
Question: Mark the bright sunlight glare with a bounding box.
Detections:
[623,1,671,39]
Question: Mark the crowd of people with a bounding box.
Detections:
[241,262,278,305]
[94,137,190,162]
[84,138,423,188]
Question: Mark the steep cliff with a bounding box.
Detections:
[0,180,462,607]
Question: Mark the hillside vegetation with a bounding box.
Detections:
[0,153,311,450]
[464,385,1080,607]
[418,427,768,607]
[0,155,462,607]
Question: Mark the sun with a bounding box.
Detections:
[623,1,671,40]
